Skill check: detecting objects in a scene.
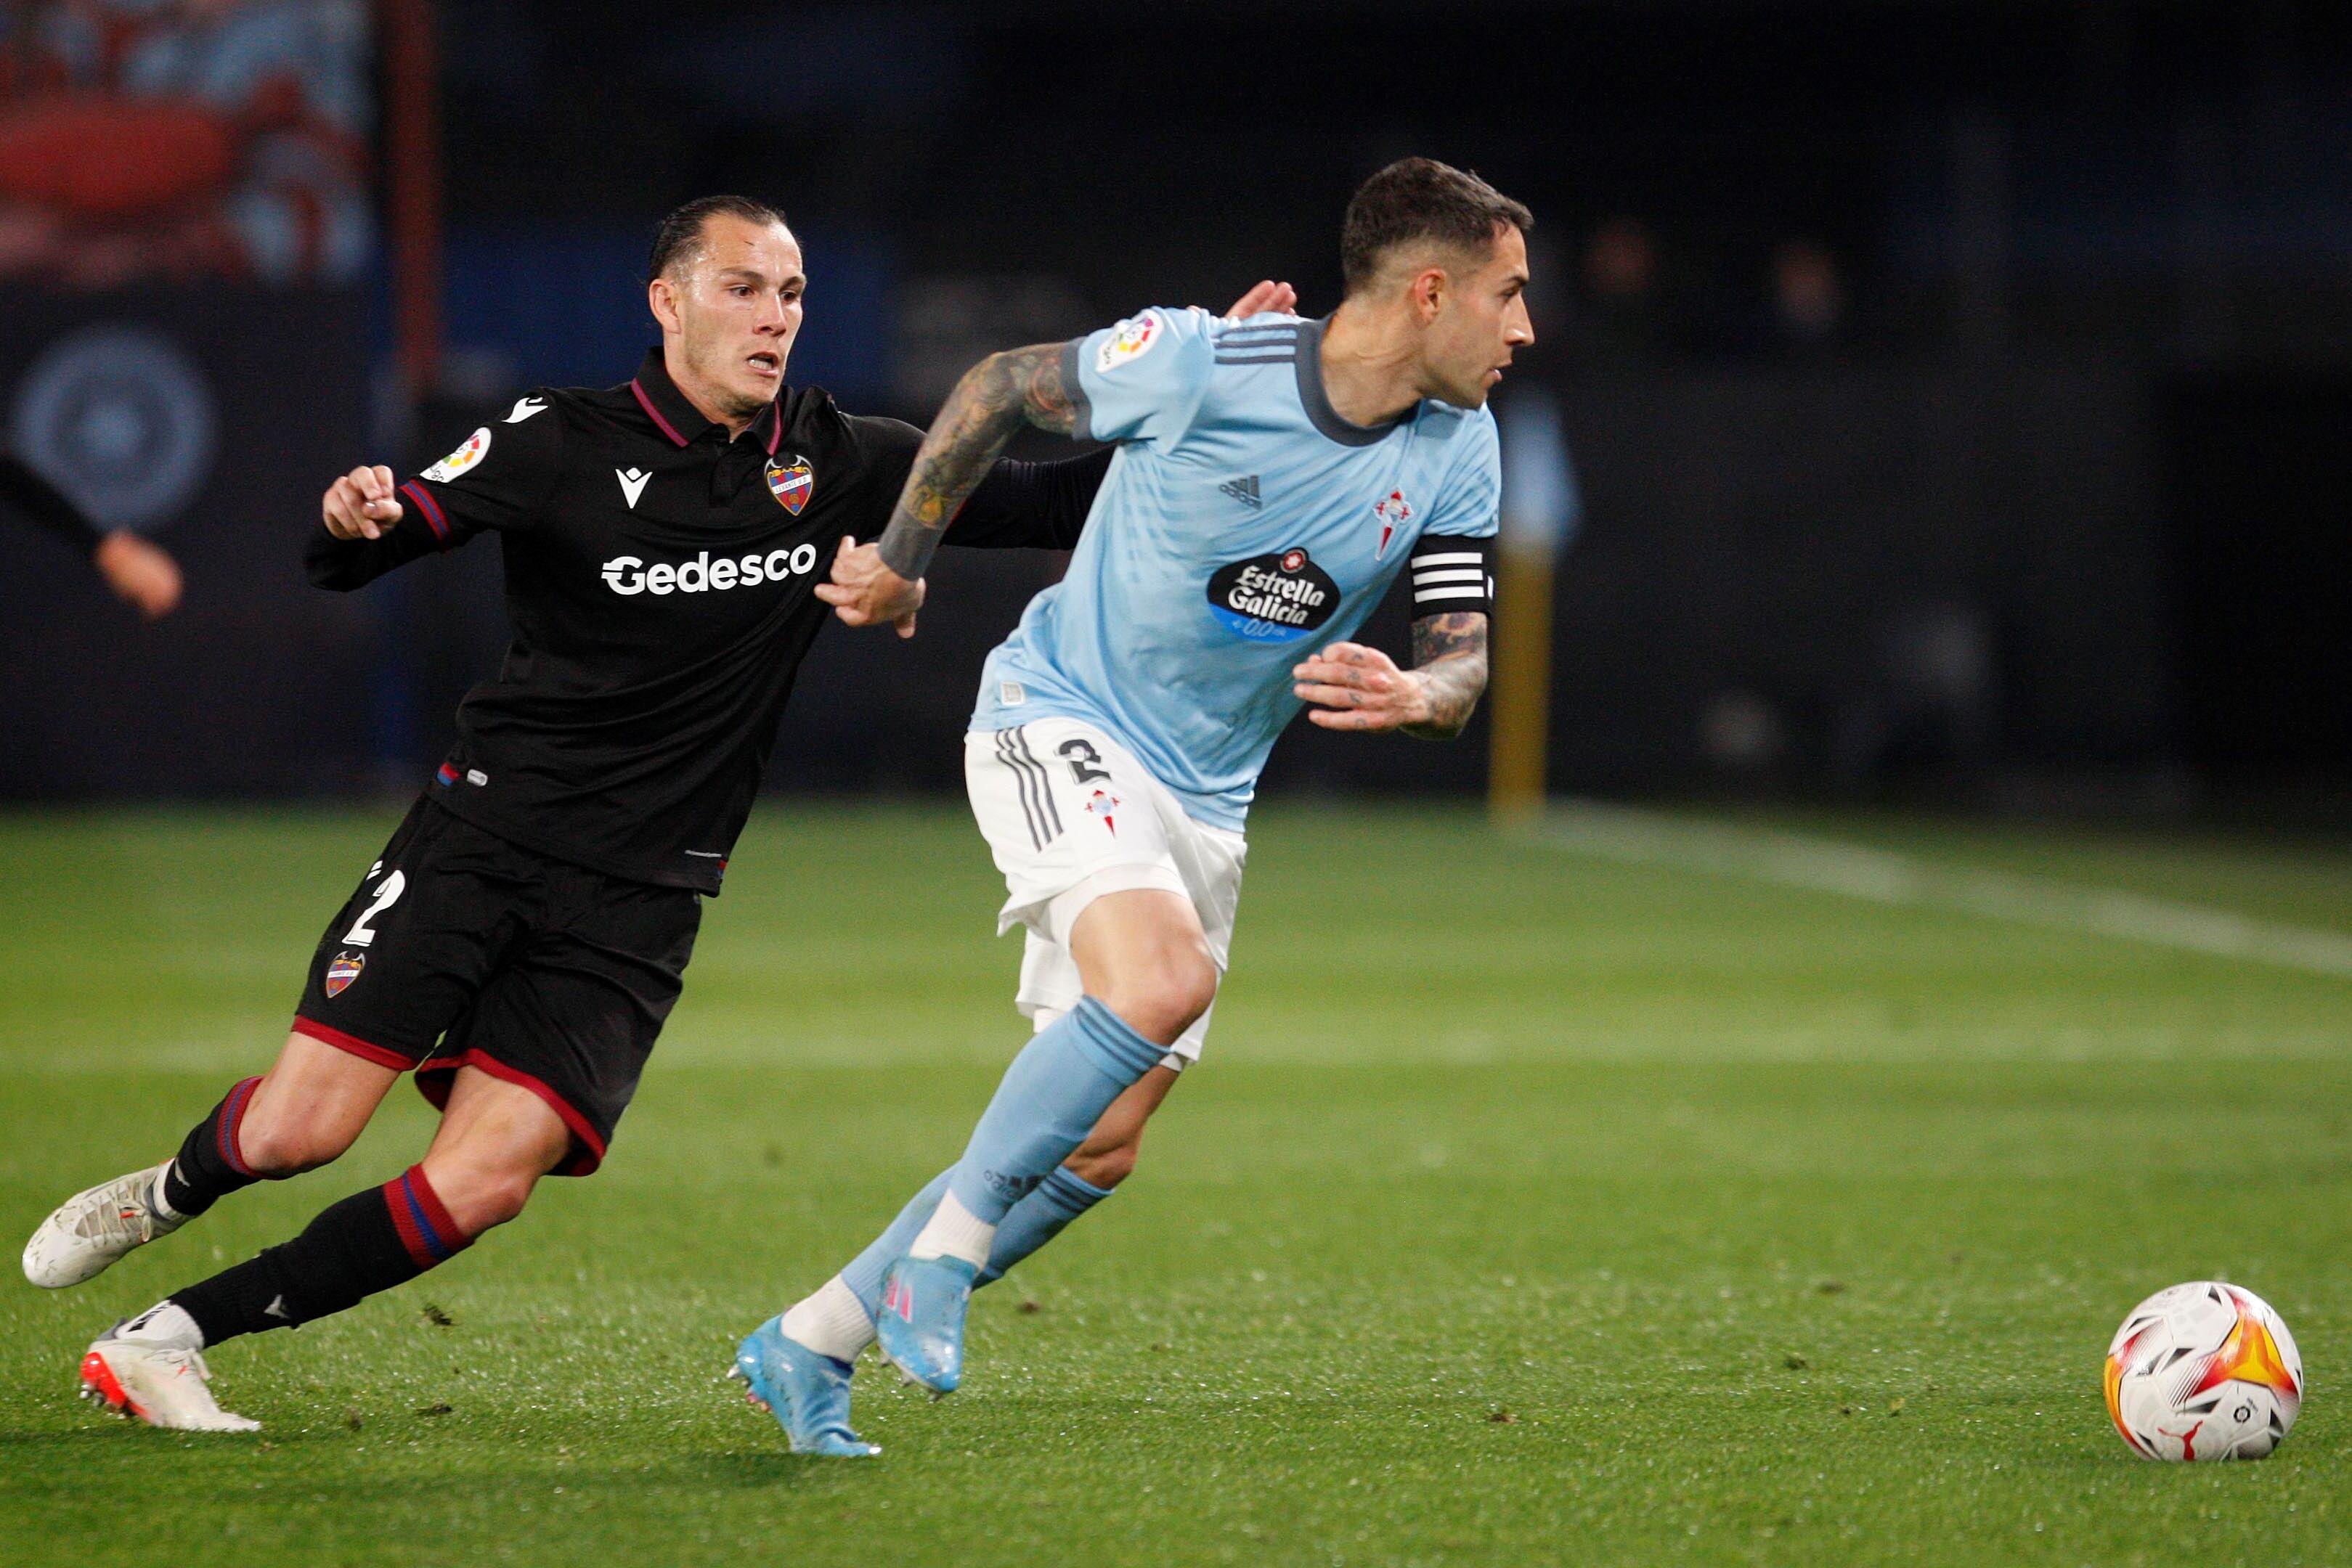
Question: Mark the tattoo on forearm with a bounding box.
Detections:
[1404,612,1489,740]
[876,343,1080,579]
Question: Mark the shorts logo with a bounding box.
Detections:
[1205,547,1340,642]
[1084,788,1122,836]
[1096,312,1162,373]
[421,428,491,483]
[324,951,365,998]
[765,455,813,514]
[1373,488,1413,558]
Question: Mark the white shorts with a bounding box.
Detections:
[964,718,1246,1069]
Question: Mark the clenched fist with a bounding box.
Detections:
[322,465,402,541]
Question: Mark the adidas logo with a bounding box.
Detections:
[1219,475,1262,508]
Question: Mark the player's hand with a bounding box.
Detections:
[322,464,401,541]
[815,536,924,639]
[1223,279,1298,320]
[92,528,182,618]
[1292,642,1431,732]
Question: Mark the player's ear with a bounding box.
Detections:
[648,275,683,335]
[1410,265,1449,324]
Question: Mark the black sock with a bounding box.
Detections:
[172,1165,473,1346]
[160,1076,269,1218]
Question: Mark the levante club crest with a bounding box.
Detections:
[324,951,365,997]
[765,456,813,515]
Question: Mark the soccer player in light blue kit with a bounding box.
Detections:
[736,159,1535,1455]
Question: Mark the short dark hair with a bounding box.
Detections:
[1340,158,1533,296]
[647,194,789,282]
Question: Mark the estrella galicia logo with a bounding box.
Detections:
[1205,547,1339,642]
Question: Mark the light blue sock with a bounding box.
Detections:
[945,996,1163,1224]
[840,1169,951,1318]
[980,1166,1115,1286]
[839,1163,1116,1318]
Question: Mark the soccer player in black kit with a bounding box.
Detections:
[21,192,1293,1432]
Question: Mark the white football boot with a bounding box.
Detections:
[80,1331,261,1432]
[23,1163,186,1288]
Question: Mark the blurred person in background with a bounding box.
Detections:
[1769,237,1847,353]
[1574,214,1665,366]
[1,452,179,615]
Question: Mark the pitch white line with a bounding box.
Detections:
[1535,801,2352,980]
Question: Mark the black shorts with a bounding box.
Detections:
[293,797,701,1175]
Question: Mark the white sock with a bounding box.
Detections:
[149,1162,185,1223]
[778,1276,875,1363]
[116,1301,203,1350]
[907,1188,996,1270]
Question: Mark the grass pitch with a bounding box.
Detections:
[1,801,2346,1566]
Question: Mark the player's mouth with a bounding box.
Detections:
[745,350,781,380]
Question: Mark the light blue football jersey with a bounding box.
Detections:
[970,308,1502,832]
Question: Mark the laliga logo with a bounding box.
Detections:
[601,542,821,596]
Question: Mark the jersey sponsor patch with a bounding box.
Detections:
[324,951,365,997]
[765,455,813,514]
[1373,488,1414,558]
[1205,547,1340,642]
[422,427,492,483]
[1095,312,1162,374]
[601,543,818,596]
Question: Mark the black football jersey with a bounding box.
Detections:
[308,349,1102,892]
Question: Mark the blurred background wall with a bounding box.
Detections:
[1,0,2347,815]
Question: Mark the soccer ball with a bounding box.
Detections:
[2104,1281,2303,1462]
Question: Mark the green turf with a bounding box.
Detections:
[1,801,2347,1566]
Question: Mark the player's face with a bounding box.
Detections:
[1423,224,1534,409]
[656,216,805,422]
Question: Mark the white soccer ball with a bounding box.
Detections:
[2104,1281,2303,1462]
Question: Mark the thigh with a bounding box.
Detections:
[292,799,536,1069]
[419,874,701,1177]
[240,1030,402,1159]
[965,720,1187,943]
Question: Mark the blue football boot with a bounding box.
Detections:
[730,1316,879,1457]
[875,1254,978,1394]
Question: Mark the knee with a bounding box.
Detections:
[1096,950,1218,1047]
[423,1163,538,1235]
[235,1111,351,1177]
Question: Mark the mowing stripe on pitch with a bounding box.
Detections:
[1534,801,2352,980]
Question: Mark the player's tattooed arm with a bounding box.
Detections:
[1403,611,1492,739]
[818,343,1076,637]
[1290,613,1489,740]
[876,343,1078,580]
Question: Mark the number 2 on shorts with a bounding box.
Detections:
[1058,737,1111,785]
[342,869,406,947]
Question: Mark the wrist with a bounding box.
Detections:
[1402,669,1437,727]
[875,518,937,581]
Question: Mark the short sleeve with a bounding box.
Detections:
[1065,306,1217,447]
[1419,409,1502,540]
[396,394,565,547]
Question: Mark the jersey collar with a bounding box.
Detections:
[628,348,785,455]
[1295,317,1411,448]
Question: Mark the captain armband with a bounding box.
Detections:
[1407,534,1494,620]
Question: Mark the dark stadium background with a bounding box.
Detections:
[2,0,2346,820]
